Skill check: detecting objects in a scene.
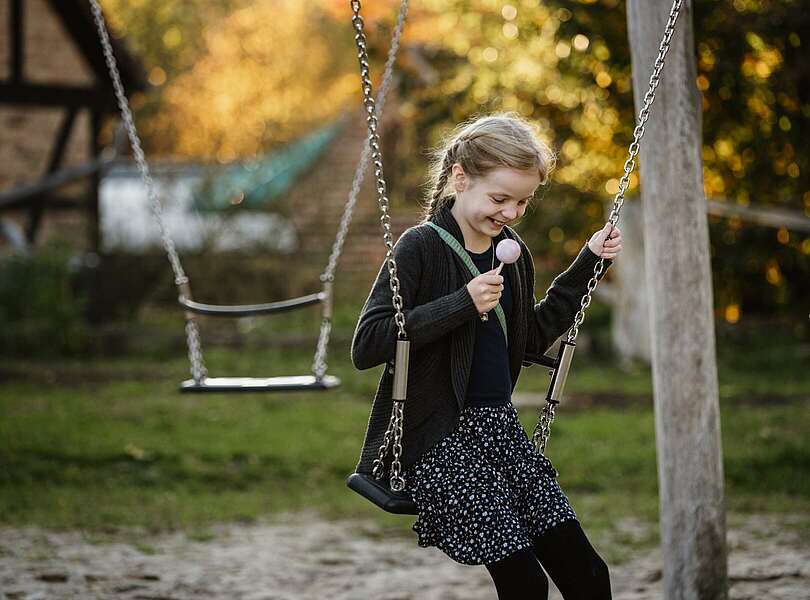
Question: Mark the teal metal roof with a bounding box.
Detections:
[193,120,345,211]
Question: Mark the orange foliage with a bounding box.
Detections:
[146,0,360,160]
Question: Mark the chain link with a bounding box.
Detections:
[531,401,557,456]
[389,401,405,490]
[88,0,208,383]
[312,0,409,381]
[351,0,410,492]
[372,411,396,479]
[311,319,332,381]
[532,0,684,454]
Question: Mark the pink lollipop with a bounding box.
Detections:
[494,239,521,274]
[480,238,521,322]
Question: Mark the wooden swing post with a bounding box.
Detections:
[627,1,728,597]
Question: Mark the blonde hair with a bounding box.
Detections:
[419,112,557,223]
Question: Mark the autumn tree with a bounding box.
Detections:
[99,0,809,319]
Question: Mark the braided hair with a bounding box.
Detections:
[419,112,556,224]
[422,146,457,221]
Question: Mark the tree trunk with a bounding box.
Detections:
[626,1,728,598]
[609,199,651,365]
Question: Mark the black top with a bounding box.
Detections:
[465,244,513,407]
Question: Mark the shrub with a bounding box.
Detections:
[0,243,91,357]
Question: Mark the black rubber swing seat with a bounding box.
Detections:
[180,375,341,393]
[345,472,418,515]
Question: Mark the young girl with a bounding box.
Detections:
[350,113,622,599]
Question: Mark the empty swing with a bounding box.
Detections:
[345,0,685,514]
[88,0,408,393]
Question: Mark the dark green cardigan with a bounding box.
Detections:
[350,200,612,475]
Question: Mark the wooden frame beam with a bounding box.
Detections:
[46,107,79,172]
[89,108,103,252]
[4,195,87,211]
[0,157,111,210]
[26,106,79,243]
[0,82,106,108]
[707,198,810,233]
[10,0,23,82]
[46,0,146,94]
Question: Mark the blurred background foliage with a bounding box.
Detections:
[0,244,91,356]
[95,0,808,320]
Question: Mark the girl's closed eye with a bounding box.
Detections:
[491,197,528,206]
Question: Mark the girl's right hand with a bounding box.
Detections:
[466,269,504,315]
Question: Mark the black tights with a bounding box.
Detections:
[484,520,611,599]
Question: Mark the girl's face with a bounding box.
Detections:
[450,164,540,243]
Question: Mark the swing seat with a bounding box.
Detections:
[346,472,418,515]
[180,375,340,393]
[179,292,326,317]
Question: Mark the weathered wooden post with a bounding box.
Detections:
[609,200,651,365]
[625,1,728,597]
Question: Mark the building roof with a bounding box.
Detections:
[193,121,346,212]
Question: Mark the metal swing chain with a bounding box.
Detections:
[311,0,410,381]
[92,0,409,387]
[531,0,685,454]
[88,0,208,384]
[350,0,409,492]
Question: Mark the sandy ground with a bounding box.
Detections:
[1,512,807,599]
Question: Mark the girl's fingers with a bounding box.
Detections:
[602,223,622,256]
[605,227,621,245]
[602,244,622,258]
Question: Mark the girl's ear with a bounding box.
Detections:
[451,163,466,192]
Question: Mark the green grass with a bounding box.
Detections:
[0,303,808,558]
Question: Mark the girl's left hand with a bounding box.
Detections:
[587,222,622,260]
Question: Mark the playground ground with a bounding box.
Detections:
[1,310,807,598]
[1,511,808,599]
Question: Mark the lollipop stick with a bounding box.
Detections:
[481,261,504,322]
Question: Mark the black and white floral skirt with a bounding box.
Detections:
[403,403,579,566]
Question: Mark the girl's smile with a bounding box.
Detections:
[451,165,540,251]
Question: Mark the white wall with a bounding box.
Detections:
[99,165,297,254]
